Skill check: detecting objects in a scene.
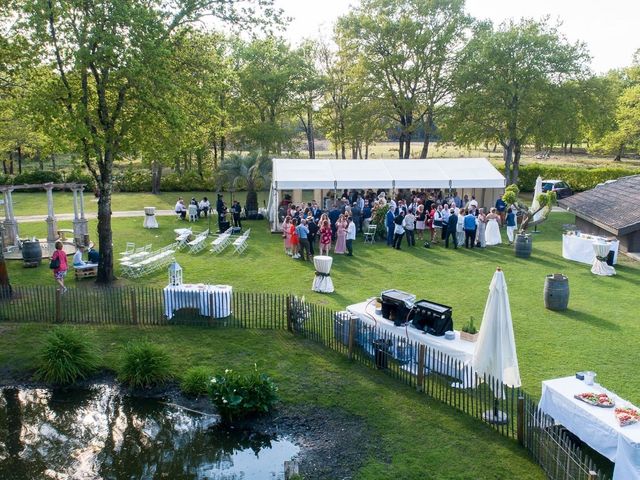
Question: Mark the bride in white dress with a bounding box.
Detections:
[485,207,502,246]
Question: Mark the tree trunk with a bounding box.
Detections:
[420,111,433,159]
[96,158,115,284]
[512,142,522,186]
[306,108,315,159]
[174,155,181,174]
[36,149,43,170]
[398,133,405,159]
[2,155,7,175]
[8,151,13,175]
[151,160,162,194]
[212,137,218,168]
[503,140,514,185]
[16,146,22,174]
[365,143,369,159]
[196,150,204,178]
[404,136,411,159]
[51,154,56,170]
[613,144,624,162]
[569,143,573,154]
[220,136,226,163]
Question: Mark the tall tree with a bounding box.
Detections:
[234,37,303,155]
[14,0,280,283]
[337,0,471,159]
[450,18,588,184]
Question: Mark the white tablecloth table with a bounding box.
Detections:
[592,242,617,276]
[347,300,476,387]
[562,234,619,265]
[539,376,640,480]
[163,284,232,319]
[312,255,334,293]
[143,207,159,228]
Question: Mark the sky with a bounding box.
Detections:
[273,0,639,74]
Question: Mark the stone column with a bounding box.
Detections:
[75,186,89,245]
[3,188,19,248]
[45,184,58,246]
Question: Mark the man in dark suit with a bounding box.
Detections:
[307,216,318,257]
[445,209,458,249]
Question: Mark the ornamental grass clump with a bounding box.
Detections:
[181,366,212,397]
[35,327,99,385]
[119,340,172,389]
[208,367,278,422]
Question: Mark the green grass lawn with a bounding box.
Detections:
[0,324,544,479]
[7,211,640,405]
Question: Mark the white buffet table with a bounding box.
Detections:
[562,233,619,265]
[347,300,476,387]
[539,376,640,480]
[143,206,159,228]
[163,284,232,319]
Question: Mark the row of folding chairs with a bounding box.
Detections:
[232,229,251,254]
[210,227,234,254]
[121,244,175,278]
[187,229,210,254]
[120,244,153,262]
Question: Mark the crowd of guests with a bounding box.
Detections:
[279,188,520,260]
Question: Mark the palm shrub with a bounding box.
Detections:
[208,367,278,422]
[35,327,99,385]
[119,340,173,389]
[181,366,212,397]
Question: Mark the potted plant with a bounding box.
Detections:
[502,183,557,259]
[460,316,479,342]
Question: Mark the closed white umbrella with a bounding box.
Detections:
[472,267,521,423]
[531,176,543,224]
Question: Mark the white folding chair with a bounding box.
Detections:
[188,204,198,222]
[364,224,377,244]
[120,242,135,256]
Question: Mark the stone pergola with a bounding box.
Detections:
[0,182,89,250]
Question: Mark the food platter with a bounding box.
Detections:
[574,392,615,408]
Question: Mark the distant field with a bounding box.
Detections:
[314,141,640,168]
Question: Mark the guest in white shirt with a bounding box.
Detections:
[73,246,86,267]
[345,217,356,256]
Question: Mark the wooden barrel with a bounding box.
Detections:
[21,241,43,267]
[544,274,569,311]
[514,233,532,258]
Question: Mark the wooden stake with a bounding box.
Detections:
[348,315,356,360]
[416,344,426,392]
[130,289,138,325]
[517,396,524,445]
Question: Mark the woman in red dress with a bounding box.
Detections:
[319,220,332,256]
[290,218,300,259]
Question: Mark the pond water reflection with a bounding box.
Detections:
[0,385,299,479]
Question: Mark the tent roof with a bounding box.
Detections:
[271,158,505,190]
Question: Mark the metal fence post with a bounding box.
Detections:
[348,315,356,360]
[286,295,293,332]
[517,395,525,445]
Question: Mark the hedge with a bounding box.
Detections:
[504,164,640,192]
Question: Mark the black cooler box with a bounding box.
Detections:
[380,289,416,326]
[411,299,453,336]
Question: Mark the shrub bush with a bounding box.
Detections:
[506,164,640,192]
[65,169,96,190]
[113,168,152,192]
[161,171,215,191]
[34,327,99,385]
[181,366,212,397]
[13,170,64,186]
[208,367,278,422]
[119,340,173,388]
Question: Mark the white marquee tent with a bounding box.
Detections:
[268,158,505,230]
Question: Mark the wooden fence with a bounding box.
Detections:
[0,286,610,480]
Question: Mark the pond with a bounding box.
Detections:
[0,385,299,480]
